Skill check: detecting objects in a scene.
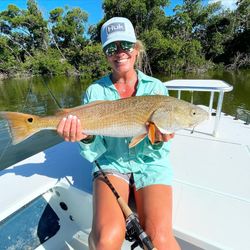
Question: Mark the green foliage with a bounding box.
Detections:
[142,28,208,73]
[0,36,22,75]
[0,0,49,55]
[140,29,176,72]
[221,0,250,69]
[0,0,249,77]
[49,7,88,49]
[23,49,74,75]
[78,44,110,79]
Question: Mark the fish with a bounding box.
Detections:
[0,95,208,147]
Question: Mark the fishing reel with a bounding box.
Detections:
[125,213,154,250]
[125,214,143,249]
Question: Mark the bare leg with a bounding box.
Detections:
[134,185,181,250]
[89,175,130,250]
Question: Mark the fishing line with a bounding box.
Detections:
[41,78,62,109]
[21,79,34,112]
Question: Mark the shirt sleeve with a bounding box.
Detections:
[78,86,107,162]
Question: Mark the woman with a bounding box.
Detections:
[57,17,180,250]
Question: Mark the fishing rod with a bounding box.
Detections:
[94,160,157,250]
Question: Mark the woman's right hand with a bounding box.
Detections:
[57,115,89,142]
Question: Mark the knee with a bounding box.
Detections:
[146,225,180,250]
[90,224,125,250]
[153,234,180,250]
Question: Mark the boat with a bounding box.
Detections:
[0,79,249,250]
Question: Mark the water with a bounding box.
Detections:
[0,70,250,169]
[0,76,91,169]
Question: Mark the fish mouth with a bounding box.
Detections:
[190,115,208,133]
[191,126,196,134]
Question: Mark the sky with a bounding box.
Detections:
[0,0,238,27]
[208,0,237,10]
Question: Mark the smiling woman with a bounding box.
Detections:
[56,16,181,250]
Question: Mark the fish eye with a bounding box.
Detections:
[191,109,196,116]
[27,117,33,123]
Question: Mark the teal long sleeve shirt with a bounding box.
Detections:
[79,70,173,187]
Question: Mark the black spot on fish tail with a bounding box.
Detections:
[27,117,33,123]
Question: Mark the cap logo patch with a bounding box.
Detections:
[106,22,125,34]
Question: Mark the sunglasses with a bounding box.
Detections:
[103,41,135,57]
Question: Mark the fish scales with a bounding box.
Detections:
[76,97,155,136]
[75,96,157,133]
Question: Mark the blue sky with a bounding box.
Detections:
[0,0,104,25]
[0,0,237,27]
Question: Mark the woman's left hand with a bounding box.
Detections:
[154,127,175,142]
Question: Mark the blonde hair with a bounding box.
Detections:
[135,40,152,75]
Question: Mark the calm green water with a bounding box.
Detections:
[0,70,250,169]
[0,75,91,115]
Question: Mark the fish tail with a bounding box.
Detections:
[0,111,41,144]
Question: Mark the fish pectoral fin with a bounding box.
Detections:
[148,122,156,144]
[129,133,147,148]
[147,122,171,144]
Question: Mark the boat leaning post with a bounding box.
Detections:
[213,89,224,137]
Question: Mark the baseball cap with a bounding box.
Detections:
[101,17,137,48]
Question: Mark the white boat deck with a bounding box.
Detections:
[165,79,250,249]
[0,79,249,249]
[172,112,250,249]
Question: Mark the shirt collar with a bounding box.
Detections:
[137,70,154,83]
[99,70,153,90]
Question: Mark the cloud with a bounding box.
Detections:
[208,0,237,10]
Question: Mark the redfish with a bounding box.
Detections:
[0,95,208,147]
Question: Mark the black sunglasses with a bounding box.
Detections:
[103,41,135,57]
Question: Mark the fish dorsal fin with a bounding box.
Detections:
[84,100,109,107]
[55,106,83,115]
[55,100,109,115]
[129,133,147,148]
